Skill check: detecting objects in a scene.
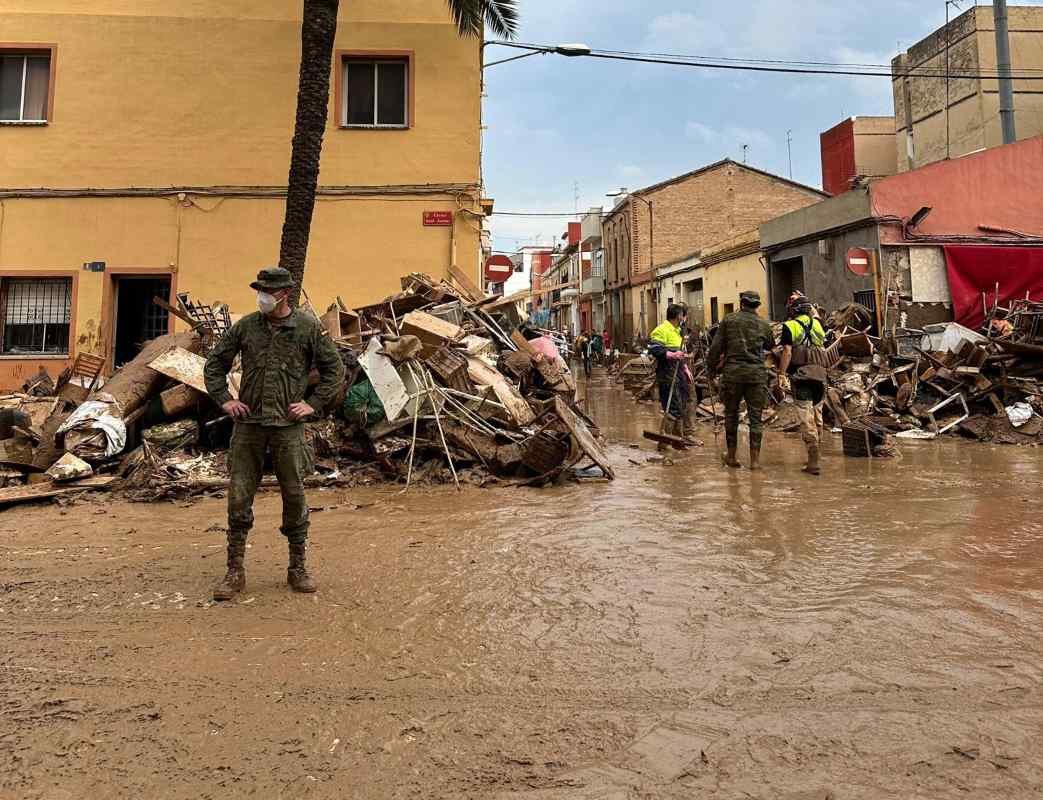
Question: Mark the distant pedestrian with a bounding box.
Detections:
[591,330,605,364]
[707,291,774,470]
[602,328,613,351]
[204,267,345,601]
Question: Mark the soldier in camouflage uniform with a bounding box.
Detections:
[707,290,774,471]
[204,267,345,600]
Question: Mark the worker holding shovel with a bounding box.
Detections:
[648,304,692,451]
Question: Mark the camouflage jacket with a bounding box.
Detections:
[204,310,345,426]
[707,309,774,384]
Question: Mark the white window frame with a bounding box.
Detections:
[342,58,409,129]
[0,53,49,125]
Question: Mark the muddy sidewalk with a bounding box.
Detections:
[2,374,1043,799]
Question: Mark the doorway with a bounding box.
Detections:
[770,256,805,319]
[113,276,172,368]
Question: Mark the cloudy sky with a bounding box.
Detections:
[482,0,1041,253]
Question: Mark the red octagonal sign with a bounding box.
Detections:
[846,247,871,277]
[485,254,514,282]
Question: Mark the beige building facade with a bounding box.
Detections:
[892,4,1043,171]
[0,1,482,386]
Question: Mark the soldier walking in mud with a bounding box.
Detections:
[707,290,774,470]
[204,267,345,600]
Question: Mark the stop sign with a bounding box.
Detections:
[485,254,514,282]
[846,247,871,276]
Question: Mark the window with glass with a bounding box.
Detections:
[1,278,72,355]
[0,53,51,123]
[343,58,408,128]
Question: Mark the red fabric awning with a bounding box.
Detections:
[943,245,1043,330]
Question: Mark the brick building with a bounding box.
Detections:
[603,160,826,346]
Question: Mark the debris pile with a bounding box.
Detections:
[622,301,1043,455]
[0,275,613,509]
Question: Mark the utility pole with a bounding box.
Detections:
[786,130,793,178]
[994,0,1017,144]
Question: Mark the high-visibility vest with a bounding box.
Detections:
[784,315,825,347]
[650,321,683,349]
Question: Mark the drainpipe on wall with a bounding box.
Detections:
[994,0,1018,144]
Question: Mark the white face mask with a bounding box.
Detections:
[257,291,279,314]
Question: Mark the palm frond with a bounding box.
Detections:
[446,0,519,40]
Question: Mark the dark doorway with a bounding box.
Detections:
[113,276,171,368]
[770,256,805,319]
[710,296,719,324]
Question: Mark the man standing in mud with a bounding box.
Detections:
[204,267,345,601]
[707,290,774,470]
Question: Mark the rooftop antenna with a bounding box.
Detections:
[573,181,580,214]
[786,130,793,178]
[742,144,749,164]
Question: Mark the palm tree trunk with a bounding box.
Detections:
[280,0,340,307]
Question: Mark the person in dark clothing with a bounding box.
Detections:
[707,291,774,470]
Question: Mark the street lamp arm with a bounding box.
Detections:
[484,49,546,68]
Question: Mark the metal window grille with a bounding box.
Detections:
[1,277,72,354]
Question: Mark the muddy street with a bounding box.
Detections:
[3,370,1042,799]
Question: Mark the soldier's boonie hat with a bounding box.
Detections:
[739,290,761,306]
[250,267,296,291]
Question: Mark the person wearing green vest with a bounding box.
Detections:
[707,291,774,470]
[648,304,691,449]
[777,298,828,475]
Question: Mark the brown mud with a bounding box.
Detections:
[2,368,1042,799]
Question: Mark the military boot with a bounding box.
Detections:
[803,444,821,476]
[287,541,318,593]
[213,538,246,601]
[749,445,762,471]
[721,445,741,469]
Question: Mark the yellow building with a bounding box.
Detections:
[700,229,769,326]
[0,1,483,386]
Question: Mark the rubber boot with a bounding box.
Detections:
[803,444,821,476]
[287,541,318,593]
[212,539,246,601]
[749,445,762,471]
[721,445,741,469]
[658,416,675,452]
[681,409,698,444]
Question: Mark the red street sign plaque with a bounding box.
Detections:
[846,247,871,276]
[485,254,514,282]
[423,211,453,226]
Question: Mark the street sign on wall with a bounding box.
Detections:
[846,247,871,276]
[422,211,453,226]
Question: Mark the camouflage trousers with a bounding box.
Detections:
[794,378,825,447]
[721,380,768,450]
[227,423,311,545]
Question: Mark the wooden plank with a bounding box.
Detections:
[0,476,116,508]
[466,357,535,425]
[642,430,691,449]
[148,346,239,399]
[554,396,615,479]
[447,265,485,303]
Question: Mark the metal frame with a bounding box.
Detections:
[343,58,408,129]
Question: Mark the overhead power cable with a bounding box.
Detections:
[488,41,1043,80]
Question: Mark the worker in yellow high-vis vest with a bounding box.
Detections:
[776,298,827,475]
